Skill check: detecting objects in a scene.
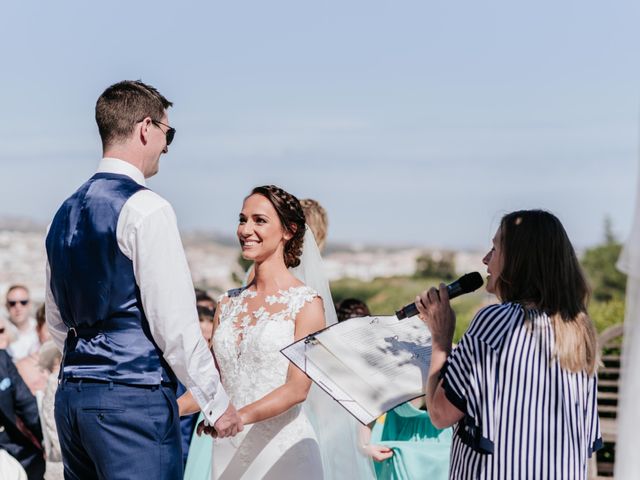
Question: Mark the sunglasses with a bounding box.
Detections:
[136,117,176,146]
[8,300,29,307]
[152,120,176,146]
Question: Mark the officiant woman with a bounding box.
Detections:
[416,209,602,480]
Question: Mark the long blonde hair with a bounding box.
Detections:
[300,199,328,252]
[496,210,598,375]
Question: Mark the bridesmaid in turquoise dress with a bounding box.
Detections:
[183,301,216,480]
[336,299,451,479]
[364,397,452,480]
[183,412,212,479]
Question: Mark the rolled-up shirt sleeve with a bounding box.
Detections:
[119,190,229,424]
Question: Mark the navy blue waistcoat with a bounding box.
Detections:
[46,173,175,385]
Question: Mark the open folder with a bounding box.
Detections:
[281,315,432,425]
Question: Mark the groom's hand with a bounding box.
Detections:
[212,402,243,438]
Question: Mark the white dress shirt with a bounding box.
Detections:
[45,157,229,424]
[6,318,40,361]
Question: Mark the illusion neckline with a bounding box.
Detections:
[239,284,309,299]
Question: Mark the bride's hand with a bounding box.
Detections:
[213,402,244,438]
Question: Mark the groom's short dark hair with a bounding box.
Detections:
[95,80,172,149]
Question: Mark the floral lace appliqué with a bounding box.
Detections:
[213,285,317,406]
[212,285,320,468]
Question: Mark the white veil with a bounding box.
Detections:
[291,227,375,480]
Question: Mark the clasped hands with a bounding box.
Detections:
[197,402,244,439]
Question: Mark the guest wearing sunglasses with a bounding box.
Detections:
[0,318,13,350]
[5,286,39,361]
[45,80,240,480]
[15,304,50,395]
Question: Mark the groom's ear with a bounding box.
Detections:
[139,116,152,145]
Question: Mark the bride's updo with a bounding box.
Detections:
[251,185,306,268]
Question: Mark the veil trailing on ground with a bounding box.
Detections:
[291,227,374,480]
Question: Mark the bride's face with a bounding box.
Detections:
[237,194,292,264]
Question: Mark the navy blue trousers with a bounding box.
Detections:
[55,381,182,480]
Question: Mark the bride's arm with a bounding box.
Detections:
[237,297,325,425]
[178,305,223,417]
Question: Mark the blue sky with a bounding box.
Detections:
[1,1,638,249]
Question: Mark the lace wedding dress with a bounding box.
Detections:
[210,285,323,480]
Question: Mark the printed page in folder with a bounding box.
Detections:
[282,315,432,424]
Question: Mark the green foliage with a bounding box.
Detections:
[588,298,625,333]
[230,271,244,286]
[330,275,489,342]
[330,273,621,343]
[603,216,616,244]
[582,243,626,301]
[230,254,252,286]
[581,218,626,302]
[331,276,434,316]
[237,253,253,272]
[414,252,456,281]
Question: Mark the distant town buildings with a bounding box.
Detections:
[0,226,486,304]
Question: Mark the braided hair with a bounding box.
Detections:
[250,185,306,268]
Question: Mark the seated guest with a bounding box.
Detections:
[195,288,217,317]
[0,318,14,350]
[5,286,40,361]
[15,354,48,396]
[336,298,371,322]
[417,210,602,479]
[0,348,45,479]
[178,292,216,470]
[39,341,63,480]
[16,306,49,395]
[197,305,215,345]
[339,299,452,479]
[182,298,220,479]
[35,305,51,345]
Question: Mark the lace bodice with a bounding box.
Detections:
[212,285,318,408]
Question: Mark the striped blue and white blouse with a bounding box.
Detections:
[441,302,602,480]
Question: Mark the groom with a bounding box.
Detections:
[45,80,242,479]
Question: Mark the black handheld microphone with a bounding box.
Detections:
[395,272,484,319]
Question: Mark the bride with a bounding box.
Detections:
[182,185,373,479]
[211,184,326,479]
[182,185,336,479]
